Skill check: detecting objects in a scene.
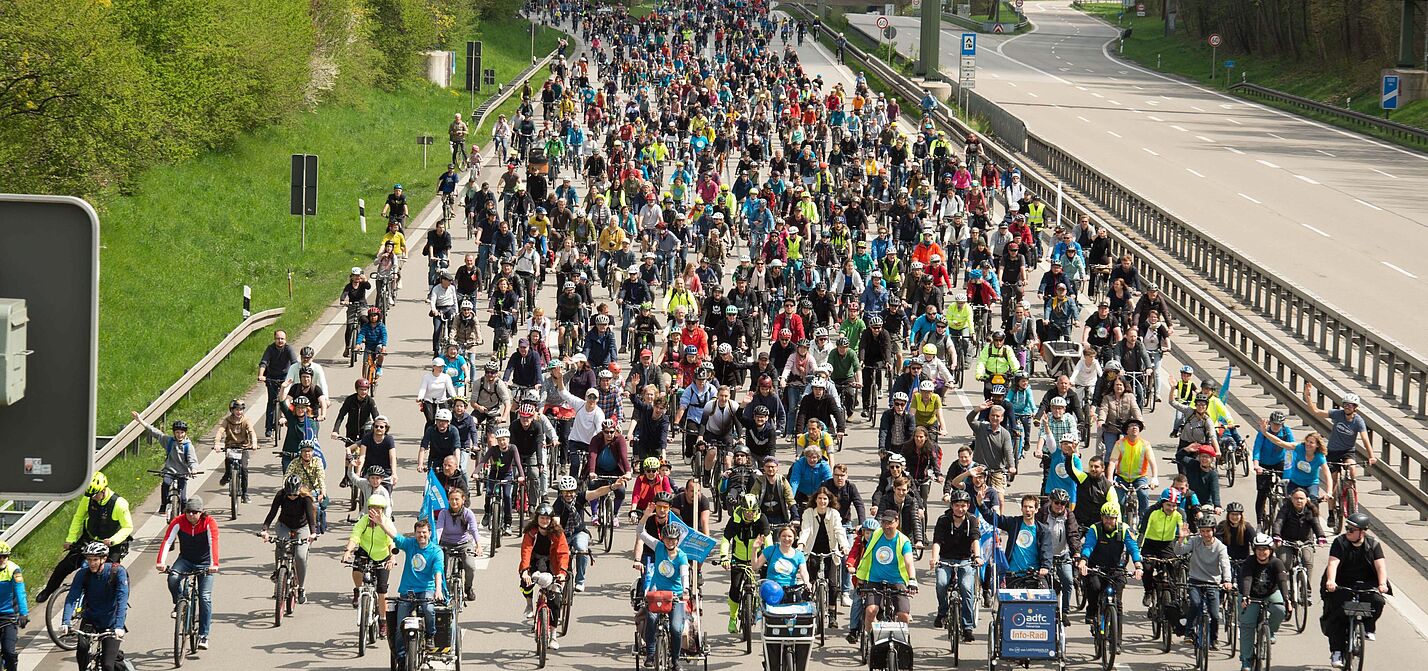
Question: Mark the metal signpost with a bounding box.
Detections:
[960,33,976,121]
[417,135,434,169]
[465,41,483,115]
[1383,74,1401,115]
[1224,59,1236,86]
[1208,33,1222,79]
[0,195,98,498]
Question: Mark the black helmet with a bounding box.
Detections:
[733,445,751,457]
[299,366,315,378]
[283,474,303,496]
[300,346,315,358]
[1049,489,1071,504]
[1225,502,1245,514]
[654,491,676,505]
[1268,411,1287,424]
[536,503,555,518]
[1345,512,1371,531]
[171,420,189,431]
[991,330,1006,340]
[948,490,972,504]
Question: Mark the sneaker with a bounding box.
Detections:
[264,428,273,438]
[963,628,975,643]
[1365,632,1376,641]
[378,620,387,639]
[613,517,622,528]
[297,589,307,605]
[644,654,656,668]
[352,589,360,609]
[171,606,177,619]
[241,495,251,504]
[729,618,739,634]
[1331,652,1344,668]
[34,589,50,604]
[845,631,860,645]
[197,636,209,650]
[1143,592,1152,607]
[575,581,586,593]
[841,593,852,608]
[934,615,945,629]
[523,605,535,620]
[219,474,231,486]
[464,588,476,602]
[550,633,560,650]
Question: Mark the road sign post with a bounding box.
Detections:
[1383,74,1401,114]
[289,154,318,250]
[959,32,976,121]
[417,135,434,169]
[1207,33,1222,79]
[1223,59,1236,86]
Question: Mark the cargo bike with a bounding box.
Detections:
[631,587,709,671]
[986,588,1065,671]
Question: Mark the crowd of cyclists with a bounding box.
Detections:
[15,1,1400,671]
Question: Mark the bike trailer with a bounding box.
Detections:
[996,589,1060,661]
[527,147,549,174]
[869,620,913,670]
[761,601,814,671]
[1043,340,1081,360]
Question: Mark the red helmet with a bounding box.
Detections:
[367,306,382,317]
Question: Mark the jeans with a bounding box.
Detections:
[263,379,284,433]
[644,602,687,657]
[848,588,865,631]
[570,531,591,583]
[167,558,215,636]
[0,617,16,671]
[1186,583,1222,645]
[1238,595,1285,668]
[1051,557,1075,613]
[1116,476,1151,528]
[935,562,978,630]
[395,590,437,662]
[489,478,515,529]
[784,384,807,435]
[1100,430,1121,461]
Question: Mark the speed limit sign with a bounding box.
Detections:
[1208,33,1222,47]
[875,15,890,30]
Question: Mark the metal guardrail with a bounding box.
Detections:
[473,47,559,136]
[808,12,1428,520]
[1230,82,1428,146]
[1,307,285,544]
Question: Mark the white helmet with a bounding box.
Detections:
[531,572,555,589]
[434,409,452,421]
[1341,393,1361,406]
[557,475,578,491]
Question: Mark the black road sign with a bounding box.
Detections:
[289,154,318,216]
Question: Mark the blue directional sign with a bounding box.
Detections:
[1223,60,1236,69]
[961,33,977,57]
[1383,74,1400,110]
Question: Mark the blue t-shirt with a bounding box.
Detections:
[1252,426,1294,466]
[1325,409,1365,456]
[865,532,914,584]
[1285,444,1327,487]
[645,543,688,596]
[1043,451,1083,502]
[394,534,444,595]
[1005,519,1040,573]
[760,545,806,588]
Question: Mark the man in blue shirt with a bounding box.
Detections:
[583,315,618,367]
[854,509,918,641]
[1252,411,1294,527]
[375,515,445,663]
[1077,503,1144,626]
[996,495,1048,585]
[0,540,29,670]
[642,526,689,669]
[62,542,129,671]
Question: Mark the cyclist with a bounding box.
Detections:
[0,540,25,670]
[1270,488,1326,576]
[433,487,480,602]
[449,113,468,165]
[1237,533,1290,671]
[257,329,298,438]
[755,524,811,603]
[340,492,395,633]
[1039,488,1081,621]
[930,489,981,640]
[372,514,446,663]
[332,378,378,466]
[131,412,198,517]
[1200,378,1244,453]
[260,475,319,604]
[478,426,521,535]
[1258,422,1332,504]
[751,456,797,526]
[797,486,851,617]
[381,184,409,228]
[1321,513,1387,668]
[631,458,676,521]
[853,509,918,642]
[60,542,130,671]
[1077,502,1145,625]
[1252,411,1294,526]
[1175,514,1232,650]
[974,330,1020,399]
[1301,383,1374,513]
[554,474,625,591]
[35,473,133,604]
[641,525,690,670]
[519,504,569,648]
[997,495,1049,590]
[214,399,257,503]
[633,490,679,586]
[1107,418,1157,526]
[719,494,771,633]
[277,396,320,472]
[1217,502,1258,567]
[156,497,220,649]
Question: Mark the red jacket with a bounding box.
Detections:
[156,513,221,569]
[519,527,570,579]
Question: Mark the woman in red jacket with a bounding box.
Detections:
[519,504,570,646]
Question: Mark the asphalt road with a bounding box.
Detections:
[848,1,1428,359]
[19,20,1428,671]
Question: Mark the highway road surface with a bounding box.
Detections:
[17,16,1428,671]
[848,1,1428,360]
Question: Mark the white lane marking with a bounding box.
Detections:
[1084,68,1095,73]
[1317,149,1336,157]
[1147,115,1163,122]
[1142,147,1159,156]
[1146,99,1160,106]
[1170,125,1188,132]
[1190,105,1205,111]
[1301,223,1331,237]
[1059,66,1070,71]
[1107,76,1120,82]
[1076,86,1088,91]
[1382,261,1418,278]
[1226,117,1243,125]
[1356,198,1384,211]
[1106,130,1122,138]
[1295,175,1320,185]
[1196,135,1215,143]
[1133,85,1145,90]
[1091,92,1104,98]
[1220,103,1237,109]
[1007,81,1019,87]
[1225,147,1245,154]
[1109,99,1122,105]
[1268,132,1286,140]
[1131,109,1144,114]
[1239,193,1261,204]
[1186,168,1205,178]
[1372,168,1398,179]
[1078,116,1091,122]
[1256,159,1280,169]
[1027,91,1039,98]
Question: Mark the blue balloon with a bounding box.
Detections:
[758,579,785,605]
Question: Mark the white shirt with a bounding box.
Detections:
[558,388,605,444]
[283,361,329,392]
[428,283,457,310]
[415,371,456,403]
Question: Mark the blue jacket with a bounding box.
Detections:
[64,564,128,630]
[356,321,387,348]
[583,328,617,367]
[0,561,27,616]
[788,458,833,497]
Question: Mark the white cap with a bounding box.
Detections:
[432,357,446,366]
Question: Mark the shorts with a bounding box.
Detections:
[354,549,392,593]
[865,585,911,616]
[1327,452,1356,472]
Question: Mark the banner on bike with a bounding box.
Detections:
[667,513,718,562]
[998,589,1058,658]
[419,467,446,524]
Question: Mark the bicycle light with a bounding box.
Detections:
[0,298,31,405]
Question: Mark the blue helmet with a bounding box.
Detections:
[969,269,983,280]
[759,579,785,605]
[1160,489,1181,504]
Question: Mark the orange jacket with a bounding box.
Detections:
[519,527,570,579]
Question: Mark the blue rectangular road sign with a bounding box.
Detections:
[961,33,977,57]
[1383,74,1400,110]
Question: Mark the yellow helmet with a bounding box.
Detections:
[85,471,108,496]
[1099,500,1121,517]
[0,540,11,555]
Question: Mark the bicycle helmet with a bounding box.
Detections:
[363,465,389,478]
[1049,489,1071,504]
[367,493,389,509]
[1251,533,1274,549]
[1050,397,1068,407]
[1194,394,1211,405]
[797,339,811,348]
[1268,411,1287,424]
[1341,393,1361,406]
[535,503,555,518]
[595,315,611,325]
[301,346,315,358]
[949,489,972,504]
[754,405,771,417]
[736,493,760,517]
[1197,515,1219,529]
[991,330,1006,340]
[557,475,578,491]
[814,327,828,338]
[1345,512,1371,531]
[653,491,676,505]
[458,301,473,311]
[733,445,751,457]
[861,518,879,531]
[1104,360,1123,372]
[1099,501,1121,517]
[1180,365,1194,374]
[283,474,303,496]
[485,360,500,372]
[921,343,937,356]
[892,391,909,403]
[887,453,907,467]
[0,541,10,556]
[641,457,662,472]
[80,541,110,558]
[799,299,812,309]
[684,345,698,356]
[1225,502,1245,514]
[1159,489,1180,504]
[523,389,541,403]
[298,439,319,451]
[172,420,189,432]
[85,471,108,496]
[717,343,733,355]
[837,336,850,346]
[867,316,883,327]
[299,365,315,377]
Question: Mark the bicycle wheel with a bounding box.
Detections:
[1254,620,1271,671]
[274,566,289,627]
[1104,606,1120,671]
[815,580,826,647]
[601,497,615,553]
[1348,620,1365,671]
[948,596,960,661]
[741,591,757,655]
[1225,449,1237,487]
[348,328,359,367]
[987,612,999,671]
[655,623,669,671]
[46,581,78,650]
[858,624,870,665]
[406,637,423,671]
[1159,596,1172,653]
[560,574,576,636]
[174,597,188,666]
[229,472,240,521]
[1224,594,1238,656]
[1239,446,1250,478]
[1093,612,1105,663]
[1194,616,1208,671]
[535,606,550,669]
[357,592,372,657]
[1292,569,1308,633]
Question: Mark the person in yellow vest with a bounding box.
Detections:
[1168,364,1198,437]
[1107,418,1158,528]
[974,330,1021,398]
[0,539,30,665]
[852,509,919,644]
[1025,194,1048,260]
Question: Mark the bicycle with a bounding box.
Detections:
[1261,471,1286,529]
[531,574,562,668]
[561,547,590,637]
[724,560,760,655]
[149,470,199,523]
[443,545,472,621]
[441,193,457,226]
[72,628,121,671]
[342,558,381,657]
[170,569,205,666]
[267,532,307,627]
[1112,479,1148,538]
[361,345,382,394]
[483,476,515,557]
[856,582,914,670]
[390,594,457,671]
[807,550,843,647]
[1242,596,1277,671]
[1280,539,1316,633]
[372,270,396,318]
[590,477,618,554]
[635,589,680,671]
[220,446,248,520]
[1144,555,1188,653]
[1217,425,1250,486]
[1338,587,1378,671]
[1188,580,1217,671]
[1084,567,1126,671]
[1222,562,1242,657]
[1121,370,1156,414]
[1328,457,1360,533]
[45,573,84,650]
[937,559,973,663]
[451,140,468,171]
[344,302,366,368]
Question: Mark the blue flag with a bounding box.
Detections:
[419,467,446,524]
[1219,365,1233,400]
